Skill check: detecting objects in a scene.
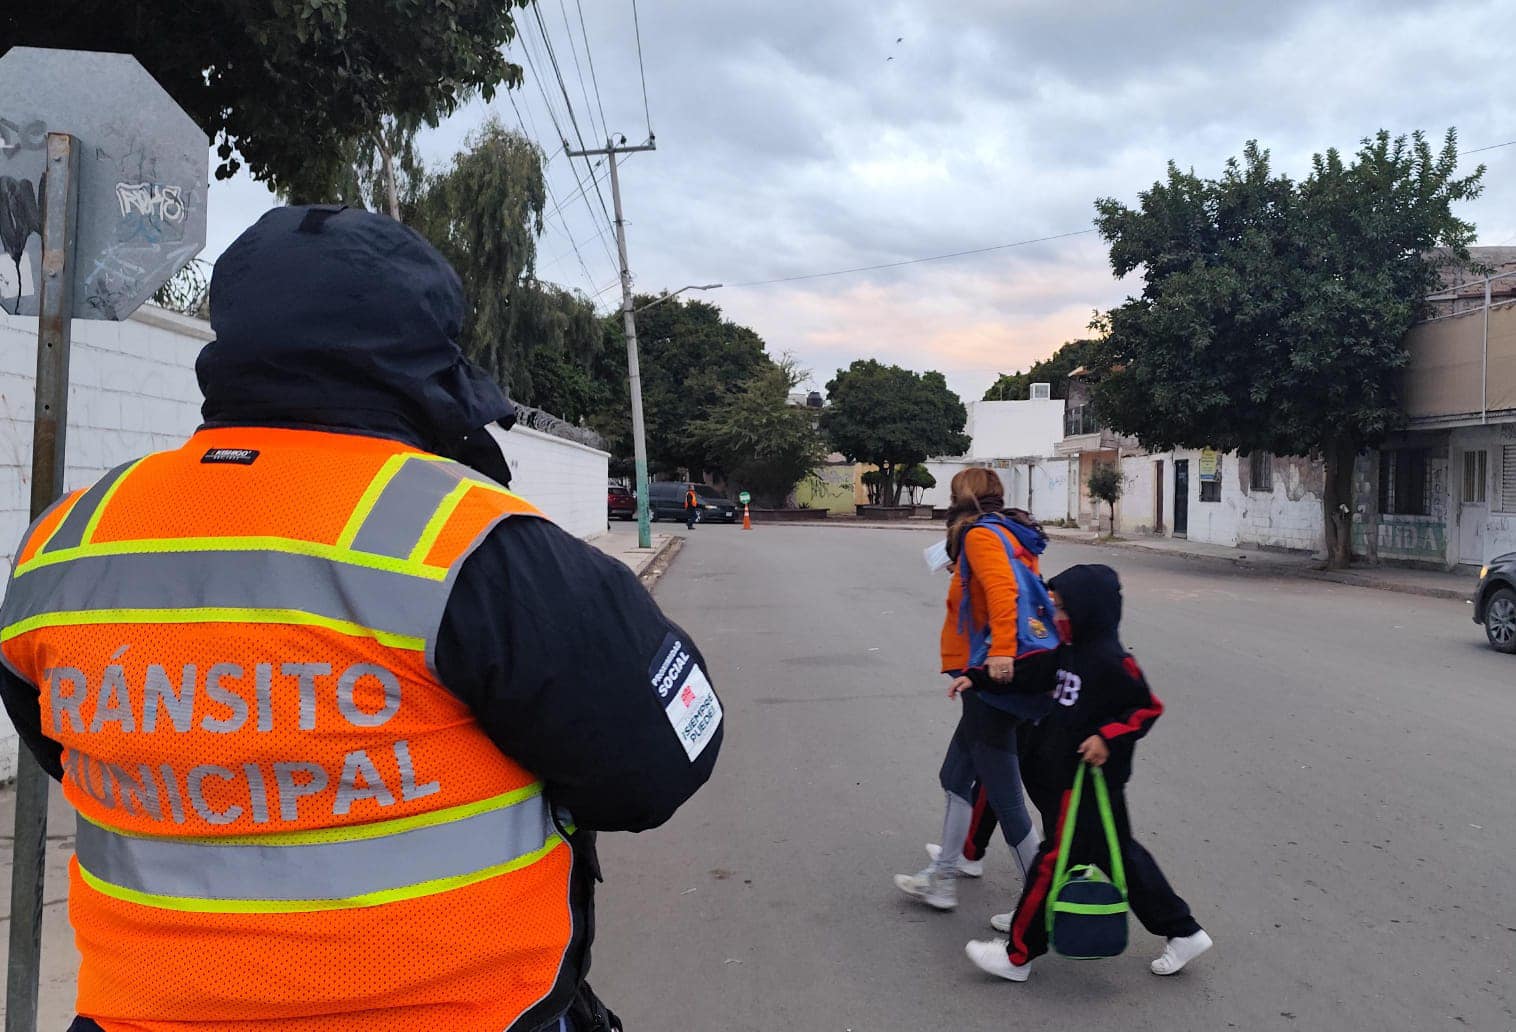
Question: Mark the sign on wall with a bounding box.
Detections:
[1199,448,1220,483]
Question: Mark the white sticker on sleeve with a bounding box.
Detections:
[665,665,722,761]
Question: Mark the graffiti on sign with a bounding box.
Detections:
[115,181,187,242]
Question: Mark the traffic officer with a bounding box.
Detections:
[0,205,723,1032]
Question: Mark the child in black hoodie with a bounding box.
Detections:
[965,563,1213,982]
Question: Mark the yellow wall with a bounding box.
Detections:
[795,463,860,513]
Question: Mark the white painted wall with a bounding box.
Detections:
[919,456,1071,524]
[490,423,610,539]
[1448,424,1516,565]
[1120,448,1324,553]
[963,399,1065,459]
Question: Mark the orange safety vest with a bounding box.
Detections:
[0,427,581,1031]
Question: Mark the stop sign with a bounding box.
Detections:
[0,47,208,320]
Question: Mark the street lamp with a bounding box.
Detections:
[634,283,722,314]
[626,282,721,548]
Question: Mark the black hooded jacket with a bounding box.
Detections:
[1,206,720,833]
[1024,564,1164,787]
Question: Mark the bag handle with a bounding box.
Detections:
[1050,763,1127,899]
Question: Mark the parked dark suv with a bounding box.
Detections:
[648,482,739,523]
[1473,552,1516,653]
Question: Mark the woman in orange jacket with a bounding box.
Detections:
[895,468,1058,914]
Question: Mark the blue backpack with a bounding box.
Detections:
[956,514,1060,668]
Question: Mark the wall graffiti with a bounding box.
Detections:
[1352,516,1447,561]
[0,173,42,314]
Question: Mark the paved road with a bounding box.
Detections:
[593,524,1516,1031]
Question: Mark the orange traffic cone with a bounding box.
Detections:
[742,504,753,530]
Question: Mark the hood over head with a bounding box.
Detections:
[1047,563,1123,642]
[196,205,515,481]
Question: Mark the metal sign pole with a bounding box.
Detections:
[6,131,80,1032]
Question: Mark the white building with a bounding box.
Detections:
[920,393,1072,523]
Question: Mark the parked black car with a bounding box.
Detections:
[1473,552,1516,653]
[648,482,739,523]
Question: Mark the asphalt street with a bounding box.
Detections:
[592,523,1516,1031]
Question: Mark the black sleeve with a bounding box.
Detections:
[434,517,722,833]
[0,664,63,781]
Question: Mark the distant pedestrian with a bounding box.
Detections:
[965,564,1212,982]
[685,483,700,530]
[895,469,1058,913]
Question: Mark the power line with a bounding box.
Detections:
[557,0,606,144]
[630,0,654,138]
[529,0,618,234]
[575,0,611,141]
[727,229,1100,288]
[1467,138,1516,155]
[516,23,621,273]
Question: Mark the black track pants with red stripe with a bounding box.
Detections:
[1005,777,1201,965]
[963,783,998,862]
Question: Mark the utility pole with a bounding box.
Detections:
[569,136,658,547]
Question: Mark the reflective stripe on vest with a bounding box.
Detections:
[4,453,518,658]
[74,786,560,913]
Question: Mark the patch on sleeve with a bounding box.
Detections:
[1122,656,1144,681]
[649,633,722,761]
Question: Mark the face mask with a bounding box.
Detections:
[1055,614,1073,644]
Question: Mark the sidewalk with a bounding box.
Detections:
[0,781,82,1030]
[754,516,1474,602]
[1044,527,1473,601]
[589,530,681,585]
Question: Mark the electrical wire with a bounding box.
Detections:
[726,229,1100,288]
[558,0,606,145]
[508,90,603,296]
[630,0,653,138]
[575,0,611,142]
[530,0,619,234]
[517,23,621,273]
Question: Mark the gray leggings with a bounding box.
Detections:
[935,696,1039,876]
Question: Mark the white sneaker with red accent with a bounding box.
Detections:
[1151,930,1213,975]
[965,939,1031,982]
[925,842,983,878]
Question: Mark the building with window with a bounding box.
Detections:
[1352,266,1516,568]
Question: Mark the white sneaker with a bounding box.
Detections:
[990,912,1012,934]
[1151,929,1213,975]
[965,939,1031,982]
[894,867,957,910]
[925,843,983,878]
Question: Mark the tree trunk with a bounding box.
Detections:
[1321,437,1357,570]
[376,133,400,221]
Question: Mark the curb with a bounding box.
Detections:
[638,535,684,592]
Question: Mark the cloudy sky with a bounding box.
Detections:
[205,0,1516,403]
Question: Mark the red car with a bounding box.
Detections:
[607,484,636,520]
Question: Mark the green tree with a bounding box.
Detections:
[984,339,1097,401]
[11,1,531,196]
[689,359,826,507]
[900,465,938,505]
[1090,130,1483,567]
[599,297,776,477]
[821,360,969,505]
[1087,463,1123,536]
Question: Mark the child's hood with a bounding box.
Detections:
[1047,563,1122,642]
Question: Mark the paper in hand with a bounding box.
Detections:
[923,539,951,573]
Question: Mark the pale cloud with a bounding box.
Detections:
[202,0,1516,408]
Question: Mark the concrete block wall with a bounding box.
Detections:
[490,423,610,539]
[1,307,209,780]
